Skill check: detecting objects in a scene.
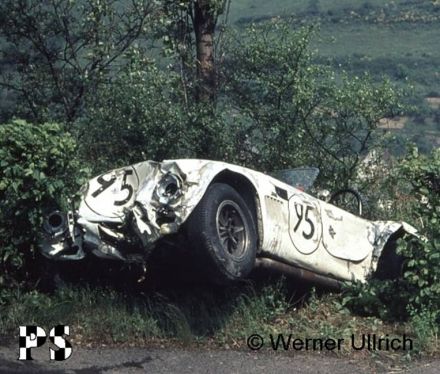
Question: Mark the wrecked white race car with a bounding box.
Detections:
[40,159,417,287]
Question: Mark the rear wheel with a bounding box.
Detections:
[186,183,257,284]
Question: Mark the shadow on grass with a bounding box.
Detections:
[1,248,316,345]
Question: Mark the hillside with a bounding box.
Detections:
[228,0,440,152]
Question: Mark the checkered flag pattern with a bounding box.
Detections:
[18,326,47,360]
[49,325,73,361]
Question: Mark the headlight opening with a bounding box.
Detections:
[156,173,183,204]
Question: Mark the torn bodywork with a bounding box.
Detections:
[40,159,418,284]
[42,161,195,262]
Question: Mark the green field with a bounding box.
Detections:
[228,0,440,151]
[229,0,397,21]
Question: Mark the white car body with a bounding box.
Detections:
[40,159,417,284]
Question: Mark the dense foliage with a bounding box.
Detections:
[0,121,88,289]
[400,148,440,312]
[77,59,234,172]
[222,21,401,187]
[0,0,156,124]
[343,148,440,340]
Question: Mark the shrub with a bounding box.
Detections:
[77,59,229,172]
[0,120,88,289]
[223,20,401,188]
[343,147,440,332]
[398,147,440,313]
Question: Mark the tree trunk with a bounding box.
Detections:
[193,0,216,103]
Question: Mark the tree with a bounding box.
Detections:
[193,0,217,102]
[160,0,230,104]
[222,20,401,187]
[0,0,156,124]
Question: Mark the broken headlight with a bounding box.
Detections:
[43,211,68,238]
[155,173,183,205]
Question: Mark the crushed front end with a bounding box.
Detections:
[40,161,191,263]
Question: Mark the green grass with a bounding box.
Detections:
[0,280,291,345]
[1,280,437,356]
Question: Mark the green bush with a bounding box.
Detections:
[0,120,88,289]
[77,58,238,173]
[398,147,440,312]
[222,20,401,188]
[343,147,440,332]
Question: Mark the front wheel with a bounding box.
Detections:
[186,183,257,284]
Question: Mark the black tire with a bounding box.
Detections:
[329,188,365,217]
[186,183,257,284]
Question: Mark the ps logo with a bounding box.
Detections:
[18,325,73,361]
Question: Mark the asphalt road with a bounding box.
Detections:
[0,344,439,374]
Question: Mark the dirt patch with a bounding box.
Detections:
[426,97,440,109]
[378,116,408,129]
